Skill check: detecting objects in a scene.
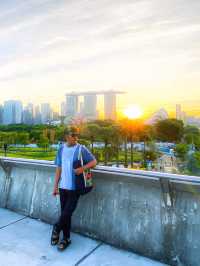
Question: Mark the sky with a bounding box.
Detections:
[0,0,200,117]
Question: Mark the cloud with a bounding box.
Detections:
[0,0,199,108]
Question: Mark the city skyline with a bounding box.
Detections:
[0,1,200,116]
[1,95,200,119]
[1,96,200,126]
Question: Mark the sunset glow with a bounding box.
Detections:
[123,105,143,119]
[0,1,199,116]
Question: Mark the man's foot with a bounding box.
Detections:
[51,225,60,246]
[57,238,71,251]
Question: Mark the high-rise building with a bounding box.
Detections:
[61,101,67,116]
[34,105,42,124]
[104,93,117,120]
[181,111,187,124]
[53,111,59,121]
[3,100,23,125]
[3,101,13,125]
[41,103,52,124]
[176,104,182,120]
[15,101,23,124]
[65,90,125,121]
[83,94,98,120]
[66,93,78,117]
[0,105,4,124]
[23,103,34,124]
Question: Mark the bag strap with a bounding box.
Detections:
[78,145,87,186]
[78,144,85,167]
[78,144,82,162]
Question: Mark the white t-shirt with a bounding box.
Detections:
[59,144,78,190]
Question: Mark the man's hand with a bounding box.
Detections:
[74,167,84,175]
[52,186,59,196]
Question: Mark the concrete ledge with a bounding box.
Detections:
[6,167,36,215]
[0,157,200,266]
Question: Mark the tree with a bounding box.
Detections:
[138,125,155,168]
[16,132,30,146]
[55,126,65,143]
[127,119,141,168]
[120,119,130,168]
[155,119,184,143]
[37,135,50,151]
[82,123,100,153]
[183,125,200,150]
[99,126,115,166]
[187,152,200,175]
[174,143,189,161]
[110,123,123,167]
[0,132,17,145]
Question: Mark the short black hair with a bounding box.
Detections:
[64,126,79,136]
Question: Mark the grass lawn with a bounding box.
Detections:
[0,147,144,164]
[0,147,56,161]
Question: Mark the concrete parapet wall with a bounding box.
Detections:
[0,157,200,266]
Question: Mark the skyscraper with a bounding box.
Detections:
[15,101,23,124]
[83,94,98,120]
[61,101,67,116]
[34,105,42,124]
[23,103,34,124]
[104,92,117,120]
[3,100,23,125]
[41,103,52,124]
[66,93,78,117]
[0,105,4,124]
[176,104,182,120]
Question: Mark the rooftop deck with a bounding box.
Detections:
[1,157,199,265]
[0,208,167,266]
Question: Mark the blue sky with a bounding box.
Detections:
[0,0,200,115]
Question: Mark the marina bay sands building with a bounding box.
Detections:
[66,93,78,117]
[65,90,125,121]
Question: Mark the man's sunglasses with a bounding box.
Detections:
[68,133,79,137]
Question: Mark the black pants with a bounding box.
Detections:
[55,188,80,239]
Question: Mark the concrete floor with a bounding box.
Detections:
[0,208,168,266]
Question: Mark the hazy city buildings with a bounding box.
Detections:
[15,101,23,124]
[0,105,3,124]
[83,94,98,120]
[41,103,52,124]
[104,92,117,120]
[0,90,126,125]
[176,104,182,120]
[174,104,200,127]
[1,97,200,128]
[175,104,188,124]
[66,93,78,118]
[65,90,125,121]
[61,101,67,117]
[3,100,23,125]
[23,103,34,124]
[34,105,42,124]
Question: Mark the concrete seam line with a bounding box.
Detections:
[74,242,103,266]
[0,216,28,230]
[29,169,37,216]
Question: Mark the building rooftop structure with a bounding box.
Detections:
[0,157,199,266]
[0,208,167,266]
[65,90,126,96]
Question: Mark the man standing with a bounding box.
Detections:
[51,126,97,251]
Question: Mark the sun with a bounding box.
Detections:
[123,105,143,119]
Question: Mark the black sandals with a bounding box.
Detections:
[57,238,71,251]
[51,225,60,246]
